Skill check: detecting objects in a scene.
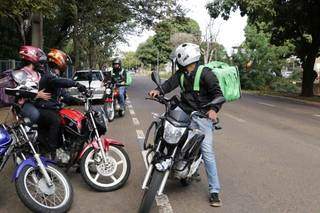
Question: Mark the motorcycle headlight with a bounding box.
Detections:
[163,121,186,144]
[106,88,112,95]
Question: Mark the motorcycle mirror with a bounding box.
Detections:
[151,71,165,94]
[151,71,161,85]
[202,96,226,108]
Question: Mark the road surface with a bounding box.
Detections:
[0,75,319,213]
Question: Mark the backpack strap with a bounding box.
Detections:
[193,65,204,91]
[180,73,185,91]
[179,65,204,92]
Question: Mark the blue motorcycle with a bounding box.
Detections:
[0,87,73,212]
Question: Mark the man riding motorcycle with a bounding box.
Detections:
[35,48,86,153]
[149,43,224,207]
[111,58,127,111]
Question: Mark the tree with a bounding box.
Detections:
[54,0,183,69]
[0,0,55,44]
[207,0,320,96]
[123,52,141,69]
[136,37,159,68]
[170,32,199,49]
[231,23,294,90]
[153,17,201,64]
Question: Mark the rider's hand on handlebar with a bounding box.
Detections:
[76,83,87,93]
[148,90,160,98]
[206,109,218,122]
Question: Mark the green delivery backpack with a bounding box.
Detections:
[180,61,241,102]
[126,72,133,86]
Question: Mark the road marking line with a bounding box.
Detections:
[136,129,145,139]
[258,102,276,107]
[132,117,140,125]
[129,109,135,115]
[128,104,133,109]
[126,100,131,104]
[156,194,174,213]
[313,114,320,117]
[224,113,246,123]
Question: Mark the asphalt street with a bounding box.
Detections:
[0,75,319,213]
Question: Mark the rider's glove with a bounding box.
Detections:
[76,83,87,93]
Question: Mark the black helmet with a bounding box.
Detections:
[113,58,122,65]
[112,58,122,71]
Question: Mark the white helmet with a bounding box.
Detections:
[175,43,201,67]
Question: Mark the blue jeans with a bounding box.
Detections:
[118,87,126,109]
[191,116,221,193]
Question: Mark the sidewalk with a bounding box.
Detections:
[243,90,320,108]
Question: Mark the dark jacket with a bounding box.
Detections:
[158,64,223,114]
[36,72,78,110]
[112,69,127,83]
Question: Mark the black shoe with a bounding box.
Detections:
[209,193,222,207]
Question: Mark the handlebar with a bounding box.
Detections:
[146,95,220,126]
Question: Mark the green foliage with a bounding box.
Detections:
[153,17,201,63]
[136,37,158,67]
[0,0,183,70]
[207,0,320,96]
[270,78,299,94]
[201,42,230,63]
[0,17,21,60]
[231,23,294,91]
[136,17,201,67]
[123,52,141,69]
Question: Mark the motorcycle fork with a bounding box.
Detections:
[89,112,108,163]
[19,125,53,186]
[157,146,178,195]
[142,140,163,189]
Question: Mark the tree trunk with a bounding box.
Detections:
[88,39,96,69]
[73,8,80,70]
[301,54,317,97]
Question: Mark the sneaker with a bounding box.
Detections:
[209,193,222,207]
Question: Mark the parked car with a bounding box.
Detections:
[68,70,105,100]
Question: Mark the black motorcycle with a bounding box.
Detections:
[138,71,225,213]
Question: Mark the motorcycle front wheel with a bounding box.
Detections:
[15,164,73,213]
[80,145,131,191]
[138,170,165,213]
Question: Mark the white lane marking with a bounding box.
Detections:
[224,113,246,123]
[126,100,131,104]
[156,194,174,213]
[314,114,320,117]
[258,102,276,107]
[132,117,140,125]
[129,109,135,115]
[136,129,145,139]
[128,104,133,109]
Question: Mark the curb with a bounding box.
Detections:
[242,91,320,108]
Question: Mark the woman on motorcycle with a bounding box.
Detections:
[14,46,51,123]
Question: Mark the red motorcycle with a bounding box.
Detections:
[39,90,131,191]
[103,81,127,121]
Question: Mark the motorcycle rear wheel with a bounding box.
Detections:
[104,102,115,122]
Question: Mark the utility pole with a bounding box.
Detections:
[31,13,43,48]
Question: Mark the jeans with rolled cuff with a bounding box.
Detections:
[190,116,221,193]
